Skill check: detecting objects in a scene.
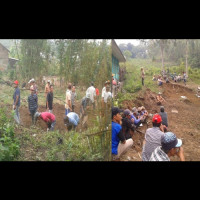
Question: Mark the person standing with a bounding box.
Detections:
[45,80,50,98]
[46,85,54,113]
[183,72,187,86]
[13,80,21,124]
[65,83,72,115]
[141,67,145,86]
[31,79,38,95]
[159,106,168,131]
[28,85,38,125]
[45,80,51,110]
[86,82,96,110]
[71,85,77,112]
[95,87,100,104]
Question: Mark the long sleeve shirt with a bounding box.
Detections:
[130,114,141,125]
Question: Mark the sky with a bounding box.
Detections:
[115,39,140,46]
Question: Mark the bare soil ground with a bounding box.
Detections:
[120,82,200,161]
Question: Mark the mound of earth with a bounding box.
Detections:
[120,82,200,161]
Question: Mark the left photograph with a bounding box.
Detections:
[0,39,112,161]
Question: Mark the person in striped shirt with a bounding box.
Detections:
[142,114,166,161]
[149,132,185,161]
[28,85,38,125]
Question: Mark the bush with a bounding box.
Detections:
[0,108,20,161]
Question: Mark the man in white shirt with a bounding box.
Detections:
[103,85,112,103]
[86,82,96,109]
[65,83,72,115]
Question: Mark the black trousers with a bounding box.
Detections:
[142,78,144,86]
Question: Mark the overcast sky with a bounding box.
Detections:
[115,39,140,46]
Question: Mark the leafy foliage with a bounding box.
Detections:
[0,108,20,161]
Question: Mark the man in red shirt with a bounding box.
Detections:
[95,87,99,103]
[34,112,56,131]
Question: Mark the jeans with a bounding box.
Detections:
[30,109,37,125]
[14,105,20,124]
[65,108,71,115]
[49,120,56,131]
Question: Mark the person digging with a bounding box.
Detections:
[64,112,80,132]
[34,111,56,132]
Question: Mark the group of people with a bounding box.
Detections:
[80,81,112,117]
[152,71,187,86]
[13,79,80,132]
[13,78,112,133]
[112,105,185,161]
[112,105,148,160]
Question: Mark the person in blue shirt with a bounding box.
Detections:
[112,107,133,160]
[64,112,79,131]
[13,80,21,124]
[130,107,144,127]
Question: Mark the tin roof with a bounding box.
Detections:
[0,42,10,52]
[112,39,126,62]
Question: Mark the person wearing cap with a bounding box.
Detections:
[64,112,79,131]
[28,85,38,125]
[156,92,165,105]
[159,106,168,130]
[122,109,136,139]
[112,107,133,160]
[65,83,72,115]
[86,82,96,110]
[142,114,166,161]
[149,132,185,161]
[30,79,38,95]
[46,85,54,113]
[34,111,56,131]
[13,80,21,124]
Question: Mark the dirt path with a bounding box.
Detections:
[120,82,200,161]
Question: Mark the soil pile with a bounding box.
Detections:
[120,82,200,161]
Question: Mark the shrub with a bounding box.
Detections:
[0,108,20,161]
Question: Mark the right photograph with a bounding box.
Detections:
[112,39,200,161]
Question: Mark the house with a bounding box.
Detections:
[112,39,126,81]
[0,42,19,71]
[0,42,10,71]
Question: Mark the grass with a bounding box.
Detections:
[0,77,111,161]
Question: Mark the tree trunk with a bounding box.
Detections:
[186,40,188,77]
[160,41,164,71]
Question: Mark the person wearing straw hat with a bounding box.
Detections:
[150,132,185,161]
[28,85,38,125]
[13,80,21,124]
